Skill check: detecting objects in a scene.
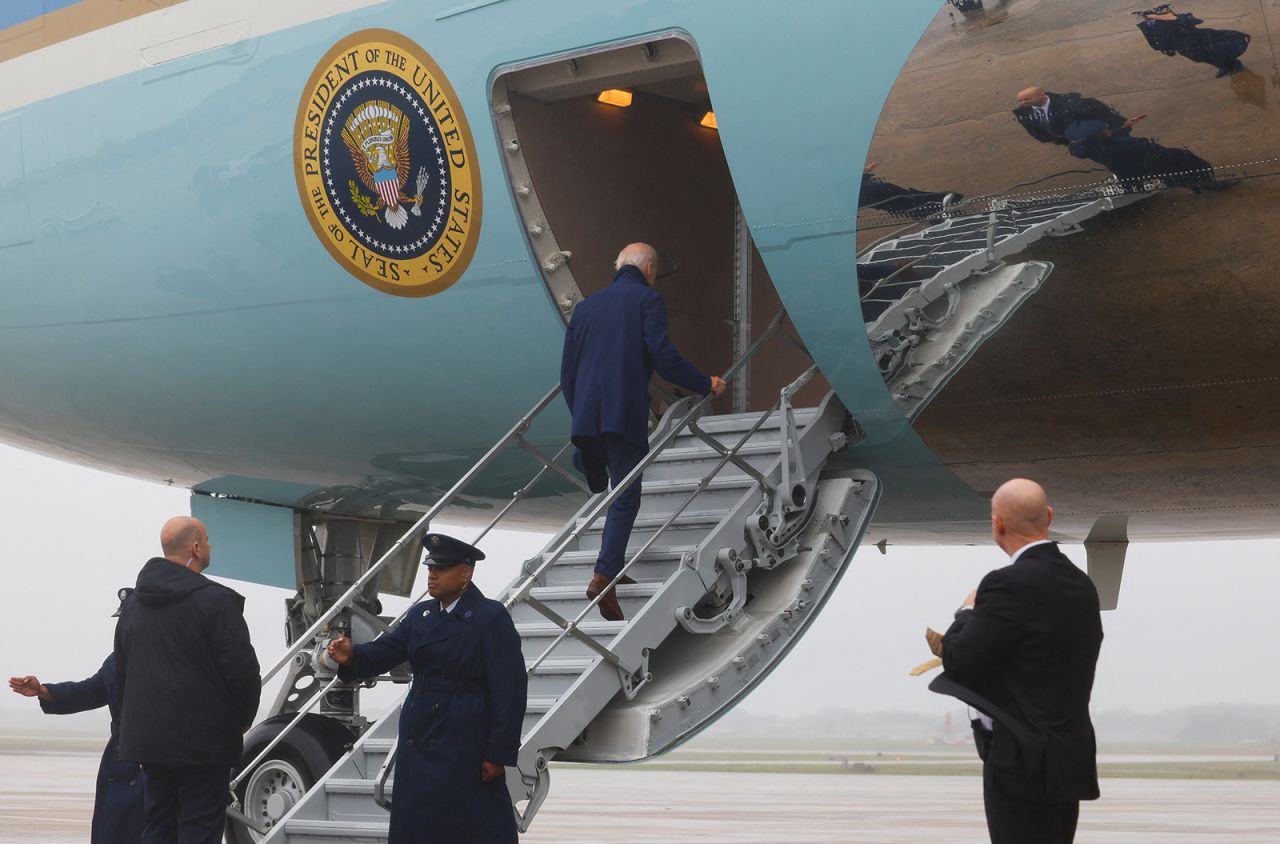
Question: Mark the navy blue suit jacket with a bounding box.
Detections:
[560,265,712,448]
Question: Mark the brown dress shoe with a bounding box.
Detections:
[586,573,625,621]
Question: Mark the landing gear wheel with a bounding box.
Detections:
[225,714,355,843]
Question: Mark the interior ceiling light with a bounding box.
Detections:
[699,111,718,130]
[597,89,633,108]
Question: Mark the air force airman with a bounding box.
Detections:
[327,533,527,844]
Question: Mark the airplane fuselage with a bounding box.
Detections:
[1,0,1277,577]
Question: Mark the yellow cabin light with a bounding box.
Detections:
[699,111,718,130]
[597,89,633,108]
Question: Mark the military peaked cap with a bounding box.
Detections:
[422,532,486,567]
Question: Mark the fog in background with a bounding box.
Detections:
[3,443,1278,740]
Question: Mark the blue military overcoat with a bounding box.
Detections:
[40,654,143,844]
[561,265,712,448]
[340,584,527,844]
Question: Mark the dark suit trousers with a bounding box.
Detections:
[983,775,1080,844]
[584,434,647,579]
[141,764,229,844]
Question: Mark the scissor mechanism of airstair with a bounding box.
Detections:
[859,188,1151,419]
[230,311,880,843]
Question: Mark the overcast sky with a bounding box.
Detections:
[3,442,1278,735]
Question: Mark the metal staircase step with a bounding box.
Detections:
[639,475,756,494]
[528,582,661,601]
[518,582,663,618]
[326,779,386,794]
[509,582,660,625]
[525,656,596,675]
[634,475,758,515]
[671,407,819,435]
[526,695,558,715]
[283,819,388,840]
[569,509,731,551]
[515,620,628,660]
[357,739,394,761]
[652,439,784,463]
[515,619,627,639]
[524,656,598,698]
[324,779,393,823]
[573,509,727,534]
[540,546,692,567]
[534,546,690,587]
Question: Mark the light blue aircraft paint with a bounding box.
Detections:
[0,1,989,587]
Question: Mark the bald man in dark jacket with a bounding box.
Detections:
[115,516,260,844]
[930,479,1103,844]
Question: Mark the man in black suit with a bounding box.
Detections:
[1013,86,1224,191]
[930,479,1103,844]
[1013,87,1143,148]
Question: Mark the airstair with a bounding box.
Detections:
[859,188,1151,419]
[235,312,880,843]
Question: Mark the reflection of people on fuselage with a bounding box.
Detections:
[1012,87,1227,192]
[1136,5,1250,78]
[860,162,963,220]
[1013,88,1136,147]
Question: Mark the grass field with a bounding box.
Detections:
[555,736,1280,780]
[6,732,1278,780]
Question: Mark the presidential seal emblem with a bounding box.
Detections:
[295,30,482,297]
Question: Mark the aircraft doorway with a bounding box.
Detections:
[492,35,826,413]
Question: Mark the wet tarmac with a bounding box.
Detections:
[4,752,1280,843]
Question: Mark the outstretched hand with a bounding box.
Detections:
[326,635,354,666]
[9,676,50,701]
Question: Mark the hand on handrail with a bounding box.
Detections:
[709,376,727,397]
[326,635,353,666]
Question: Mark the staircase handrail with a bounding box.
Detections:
[365,309,799,824]
[230,387,578,809]
[259,383,569,688]
[502,309,786,614]
[366,361,819,819]
[521,361,819,679]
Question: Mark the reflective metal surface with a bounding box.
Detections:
[860,0,1280,540]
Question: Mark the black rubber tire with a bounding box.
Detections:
[224,714,355,844]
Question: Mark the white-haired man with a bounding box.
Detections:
[560,242,726,620]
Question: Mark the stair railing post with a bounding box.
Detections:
[505,309,788,609]
[260,384,564,688]
[523,365,811,677]
[374,745,398,810]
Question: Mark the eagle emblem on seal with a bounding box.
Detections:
[341,100,429,230]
